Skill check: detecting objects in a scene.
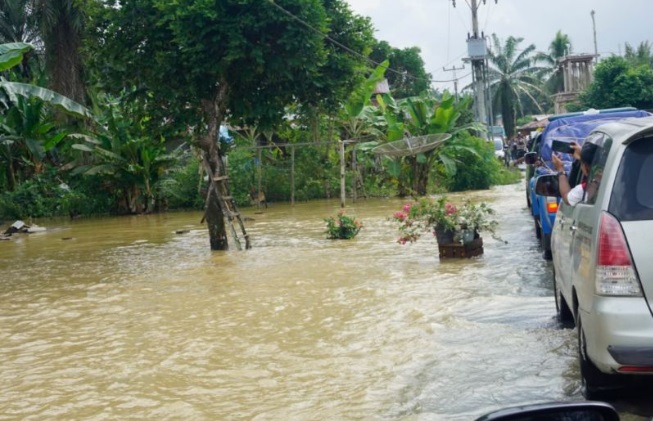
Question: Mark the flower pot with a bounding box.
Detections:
[462,229,475,244]
[434,226,455,245]
[438,236,484,259]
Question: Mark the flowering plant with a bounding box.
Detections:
[325,211,363,239]
[392,197,498,244]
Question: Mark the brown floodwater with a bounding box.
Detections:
[1,183,652,420]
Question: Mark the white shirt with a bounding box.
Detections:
[567,184,585,206]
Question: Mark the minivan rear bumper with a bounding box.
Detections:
[581,296,653,374]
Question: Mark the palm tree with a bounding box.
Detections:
[624,41,653,68]
[0,0,39,44]
[0,0,42,79]
[33,0,86,103]
[536,31,573,94]
[487,34,544,138]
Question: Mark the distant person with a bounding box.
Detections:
[552,141,599,206]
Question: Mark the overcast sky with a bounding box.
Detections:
[345,0,653,92]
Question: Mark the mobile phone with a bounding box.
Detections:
[551,140,574,154]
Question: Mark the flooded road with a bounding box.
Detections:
[1,183,652,420]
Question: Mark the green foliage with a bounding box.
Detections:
[70,92,179,213]
[374,90,483,195]
[158,154,204,210]
[92,0,333,133]
[579,56,653,110]
[0,167,110,219]
[493,166,523,185]
[391,196,497,244]
[369,41,431,98]
[487,34,545,138]
[438,134,501,192]
[324,210,362,239]
[535,31,573,95]
[624,41,653,68]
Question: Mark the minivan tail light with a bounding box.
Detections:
[596,212,642,296]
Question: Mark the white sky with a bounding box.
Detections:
[345,0,653,92]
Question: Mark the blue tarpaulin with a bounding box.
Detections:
[538,110,652,163]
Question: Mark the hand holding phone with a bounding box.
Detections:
[552,140,574,154]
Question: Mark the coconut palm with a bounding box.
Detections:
[536,30,573,94]
[487,34,544,138]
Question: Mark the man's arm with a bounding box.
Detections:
[552,153,573,205]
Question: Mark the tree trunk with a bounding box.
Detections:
[415,162,429,196]
[44,6,86,104]
[199,84,230,250]
[6,158,16,191]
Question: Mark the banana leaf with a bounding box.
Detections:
[0,43,31,71]
[0,82,91,118]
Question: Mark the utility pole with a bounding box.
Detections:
[443,64,465,100]
[454,0,497,133]
[591,10,598,63]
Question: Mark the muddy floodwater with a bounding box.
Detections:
[1,183,653,420]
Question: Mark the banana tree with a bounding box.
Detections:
[378,91,484,196]
[0,42,90,190]
[70,93,178,214]
[339,60,389,141]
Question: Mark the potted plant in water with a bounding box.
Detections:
[325,211,363,239]
[391,197,498,257]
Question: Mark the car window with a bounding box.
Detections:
[609,137,653,221]
[585,134,612,205]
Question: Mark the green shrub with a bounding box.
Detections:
[438,135,502,192]
[159,155,205,210]
[324,211,363,239]
[0,168,111,219]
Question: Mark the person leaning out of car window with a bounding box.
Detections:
[552,142,599,206]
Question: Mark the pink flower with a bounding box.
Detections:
[393,211,407,221]
[445,203,457,215]
[402,203,412,213]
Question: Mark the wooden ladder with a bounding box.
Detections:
[201,157,251,250]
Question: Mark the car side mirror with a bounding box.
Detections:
[523,152,538,165]
[475,401,620,421]
[535,174,560,197]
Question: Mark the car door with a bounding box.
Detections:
[552,134,593,303]
[568,133,612,312]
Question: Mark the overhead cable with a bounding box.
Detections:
[265,0,465,84]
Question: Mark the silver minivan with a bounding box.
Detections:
[539,116,653,398]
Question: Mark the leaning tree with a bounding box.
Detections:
[90,0,369,250]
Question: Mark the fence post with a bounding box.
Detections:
[291,145,295,206]
[339,140,346,208]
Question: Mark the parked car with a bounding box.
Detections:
[525,108,651,259]
[538,116,653,398]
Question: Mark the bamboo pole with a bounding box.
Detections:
[339,140,346,208]
[351,148,357,203]
[291,145,295,206]
[257,148,262,211]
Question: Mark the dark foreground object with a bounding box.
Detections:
[438,237,484,259]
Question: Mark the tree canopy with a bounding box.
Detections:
[487,34,543,138]
[579,56,653,110]
[369,40,431,99]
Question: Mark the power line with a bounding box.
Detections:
[265,0,463,85]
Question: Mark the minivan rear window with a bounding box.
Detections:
[609,138,653,221]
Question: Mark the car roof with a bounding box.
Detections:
[593,115,653,144]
